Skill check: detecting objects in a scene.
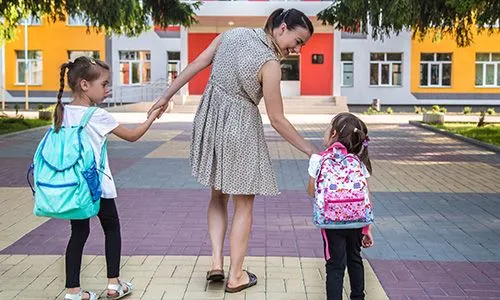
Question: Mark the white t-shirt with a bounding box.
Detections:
[62,105,119,198]
[308,153,370,178]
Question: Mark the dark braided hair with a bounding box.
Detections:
[330,112,372,174]
[53,56,109,133]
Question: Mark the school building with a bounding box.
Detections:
[1,1,499,110]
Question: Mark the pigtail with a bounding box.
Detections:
[54,62,70,133]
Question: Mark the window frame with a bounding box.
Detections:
[118,50,152,86]
[369,52,403,87]
[475,52,500,87]
[419,53,453,87]
[15,50,43,85]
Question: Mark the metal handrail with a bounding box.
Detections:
[113,78,169,105]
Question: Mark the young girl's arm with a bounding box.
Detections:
[307,177,315,197]
[362,184,374,247]
[307,154,321,197]
[112,109,161,142]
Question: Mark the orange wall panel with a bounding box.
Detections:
[300,33,333,95]
[188,33,218,95]
[5,17,106,92]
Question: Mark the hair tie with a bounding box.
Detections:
[339,124,347,133]
[280,9,289,21]
[362,136,370,148]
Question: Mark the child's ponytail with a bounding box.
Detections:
[355,125,372,175]
[54,62,70,133]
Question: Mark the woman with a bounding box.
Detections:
[148,8,318,293]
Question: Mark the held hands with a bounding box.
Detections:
[147,96,170,119]
[147,106,163,121]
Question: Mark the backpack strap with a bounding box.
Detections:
[79,107,98,128]
[99,139,108,169]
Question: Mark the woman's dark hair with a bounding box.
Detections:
[264,8,314,35]
[54,56,109,132]
[330,112,372,174]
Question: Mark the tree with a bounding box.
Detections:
[0,0,200,42]
[317,0,500,47]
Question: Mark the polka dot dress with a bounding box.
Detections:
[190,28,280,196]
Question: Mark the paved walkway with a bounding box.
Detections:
[0,113,499,299]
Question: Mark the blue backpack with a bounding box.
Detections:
[28,107,108,220]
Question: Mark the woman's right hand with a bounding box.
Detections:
[147,96,169,119]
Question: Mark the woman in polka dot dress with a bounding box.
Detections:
[149,8,318,293]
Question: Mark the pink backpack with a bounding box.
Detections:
[313,142,374,229]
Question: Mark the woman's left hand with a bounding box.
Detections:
[148,96,169,119]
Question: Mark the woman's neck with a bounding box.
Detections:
[266,33,283,59]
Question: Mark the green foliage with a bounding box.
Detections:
[0,117,51,135]
[463,106,473,115]
[1,0,200,42]
[317,0,500,47]
[435,123,500,146]
[386,107,393,114]
[487,108,496,115]
[40,104,56,112]
[366,107,379,115]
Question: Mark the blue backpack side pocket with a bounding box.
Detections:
[82,162,102,203]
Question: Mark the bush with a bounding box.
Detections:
[37,104,45,110]
[386,107,393,114]
[40,104,56,113]
[439,107,447,114]
[414,106,423,114]
[432,105,440,113]
[487,108,496,115]
[366,107,379,115]
[463,106,473,115]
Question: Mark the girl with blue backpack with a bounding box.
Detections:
[307,113,374,300]
[32,56,161,300]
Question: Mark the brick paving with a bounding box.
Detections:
[0,114,499,299]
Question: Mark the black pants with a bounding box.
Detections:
[322,228,365,300]
[65,199,121,288]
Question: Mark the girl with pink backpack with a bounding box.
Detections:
[307,113,374,300]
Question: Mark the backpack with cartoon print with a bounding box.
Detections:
[313,142,374,229]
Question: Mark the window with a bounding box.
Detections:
[341,53,353,87]
[16,50,42,85]
[68,15,90,26]
[68,51,100,61]
[280,55,300,81]
[119,51,151,85]
[420,53,452,87]
[475,53,500,87]
[369,53,402,86]
[167,51,180,85]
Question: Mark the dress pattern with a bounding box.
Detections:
[190,27,280,196]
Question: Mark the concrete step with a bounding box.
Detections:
[171,95,348,114]
[104,95,348,115]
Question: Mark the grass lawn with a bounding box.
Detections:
[0,118,51,135]
[434,123,500,146]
